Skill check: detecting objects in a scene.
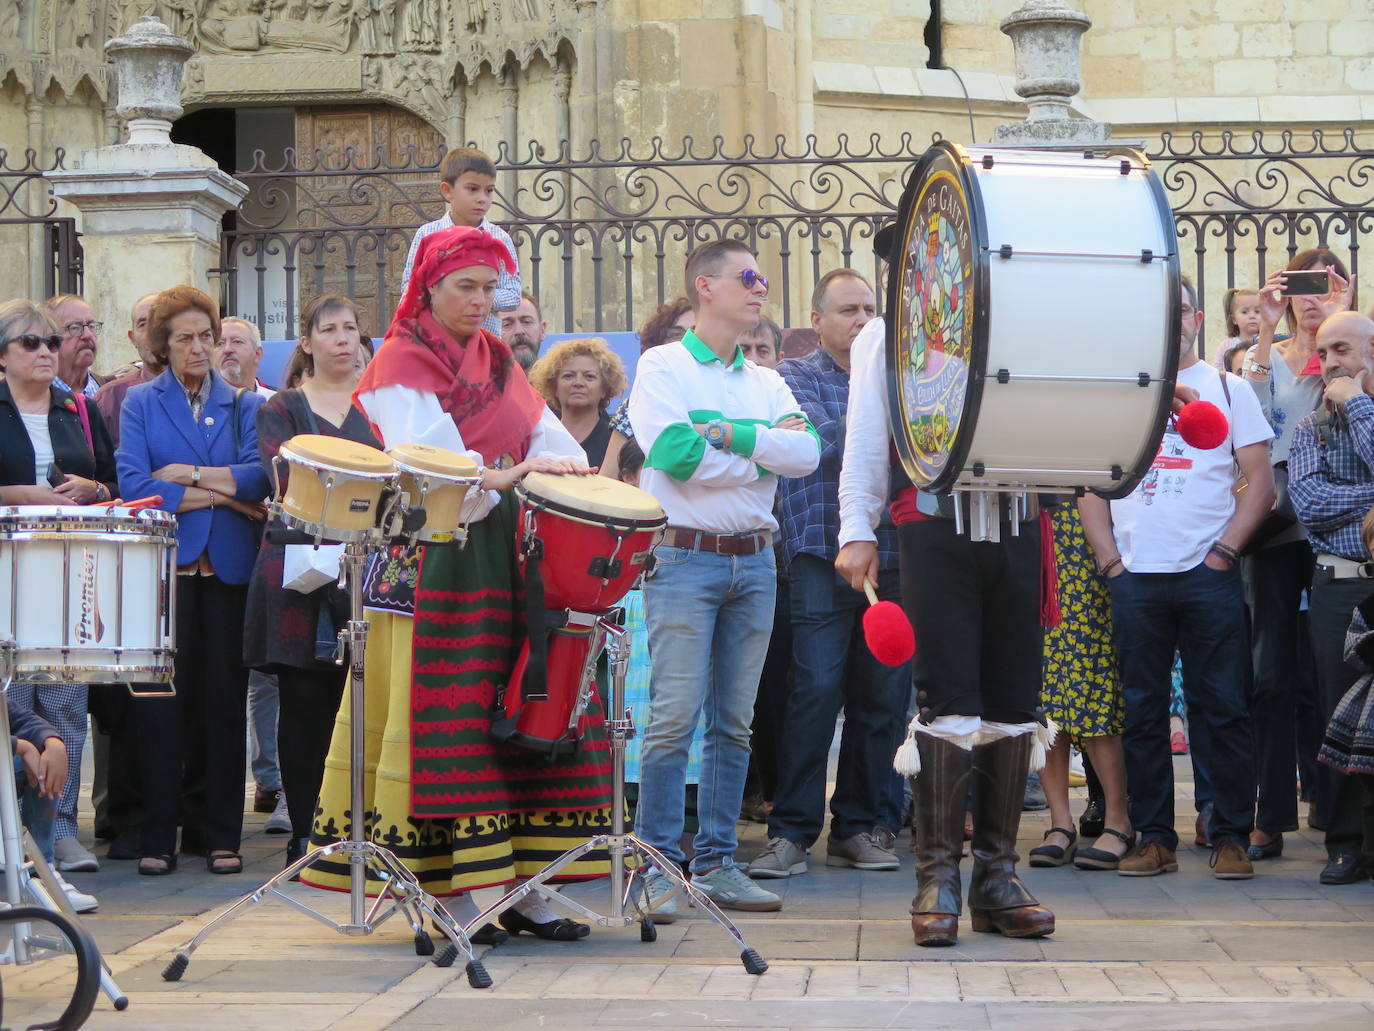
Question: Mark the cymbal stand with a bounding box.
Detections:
[0,640,126,1011]
[163,507,490,988]
[466,614,768,977]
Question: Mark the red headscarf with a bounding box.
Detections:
[357,225,544,465]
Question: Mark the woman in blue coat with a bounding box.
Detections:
[117,286,271,875]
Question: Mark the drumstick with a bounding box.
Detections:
[861,581,915,666]
[99,495,164,511]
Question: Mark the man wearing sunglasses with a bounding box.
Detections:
[41,294,108,401]
[629,239,820,920]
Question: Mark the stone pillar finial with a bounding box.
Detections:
[104,16,194,146]
[994,0,1109,144]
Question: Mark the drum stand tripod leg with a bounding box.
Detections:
[162,541,490,989]
[465,618,768,978]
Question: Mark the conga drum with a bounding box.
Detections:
[886,141,1180,508]
[491,473,666,756]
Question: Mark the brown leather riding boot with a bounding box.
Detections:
[967,733,1055,939]
[909,734,973,947]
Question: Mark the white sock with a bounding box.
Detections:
[513,890,559,924]
[441,893,481,926]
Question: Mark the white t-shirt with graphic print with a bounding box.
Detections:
[1109,360,1274,574]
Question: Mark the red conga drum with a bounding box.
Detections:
[491,472,666,755]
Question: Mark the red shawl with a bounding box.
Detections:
[357,226,543,464]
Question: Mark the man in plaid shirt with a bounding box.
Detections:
[747,270,911,880]
[1289,310,1374,885]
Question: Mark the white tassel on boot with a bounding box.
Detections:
[893,731,922,776]
[892,715,982,776]
[1029,720,1059,773]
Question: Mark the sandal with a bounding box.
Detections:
[1074,828,1136,870]
[207,850,243,875]
[1028,826,1077,867]
[138,854,177,876]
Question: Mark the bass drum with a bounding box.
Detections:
[886,141,1180,498]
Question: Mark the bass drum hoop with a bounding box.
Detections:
[885,140,992,495]
[1091,146,1183,501]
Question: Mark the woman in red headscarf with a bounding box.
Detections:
[303,227,612,943]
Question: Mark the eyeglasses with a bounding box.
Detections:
[708,268,769,292]
[62,320,102,336]
[7,334,63,353]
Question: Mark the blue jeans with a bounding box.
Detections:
[247,670,280,792]
[1109,562,1255,850]
[636,545,776,873]
[768,555,909,846]
[13,755,56,865]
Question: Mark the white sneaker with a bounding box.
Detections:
[264,791,292,834]
[55,875,98,914]
[53,837,99,873]
[641,868,680,924]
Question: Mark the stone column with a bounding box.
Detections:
[46,16,248,370]
[993,0,1110,145]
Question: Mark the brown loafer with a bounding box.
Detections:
[969,903,1055,938]
[911,911,959,947]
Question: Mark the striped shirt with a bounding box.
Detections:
[398,213,521,335]
[629,330,821,533]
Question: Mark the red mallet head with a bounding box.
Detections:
[1175,400,1229,450]
[862,600,915,667]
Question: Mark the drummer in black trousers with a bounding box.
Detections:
[835,313,1054,947]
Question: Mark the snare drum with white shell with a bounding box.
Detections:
[389,443,481,544]
[274,434,397,541]
[0,506,177,685]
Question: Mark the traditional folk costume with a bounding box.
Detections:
[304,227,612,908]
[837,317,1054,946]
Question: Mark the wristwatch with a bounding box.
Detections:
[1245,360,1271,375]
[704,419,728,449]
[191,465,202,486]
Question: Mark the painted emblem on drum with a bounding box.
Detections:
[75,548,105,644]
[896,157,974,483]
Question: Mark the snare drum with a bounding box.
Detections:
[0,506,177,684]
[516,472,667,612]
[275,434,396,541]
[389,443,480,544]
[886,141,1179,498]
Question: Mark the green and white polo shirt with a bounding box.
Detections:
[628,330,821,533]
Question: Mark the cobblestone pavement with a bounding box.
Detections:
[2,758,1372,1030]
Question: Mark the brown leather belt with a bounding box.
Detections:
[662,527,772,556]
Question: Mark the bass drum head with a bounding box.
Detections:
[886,141,988,492]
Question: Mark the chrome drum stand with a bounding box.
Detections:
[0,641,120,1027]
[467,614,769,976]
[162,504,490,988]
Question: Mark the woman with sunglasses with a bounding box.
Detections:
[0,297,117,898]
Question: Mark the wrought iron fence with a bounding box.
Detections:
[205,128,1374,348]
[0,148,83,299]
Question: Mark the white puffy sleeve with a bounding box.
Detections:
[355,383,499,522]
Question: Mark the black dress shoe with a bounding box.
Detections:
[1320,852,1367,885]
[499,908,590,941]
[284,837,310,881]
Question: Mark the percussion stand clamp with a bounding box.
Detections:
[465,614,770,977]
[161,534,492,990]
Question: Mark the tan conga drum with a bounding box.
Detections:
[389,443,481,544]
[275,434,397,541]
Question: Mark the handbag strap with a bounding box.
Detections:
[286,388,321,436]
